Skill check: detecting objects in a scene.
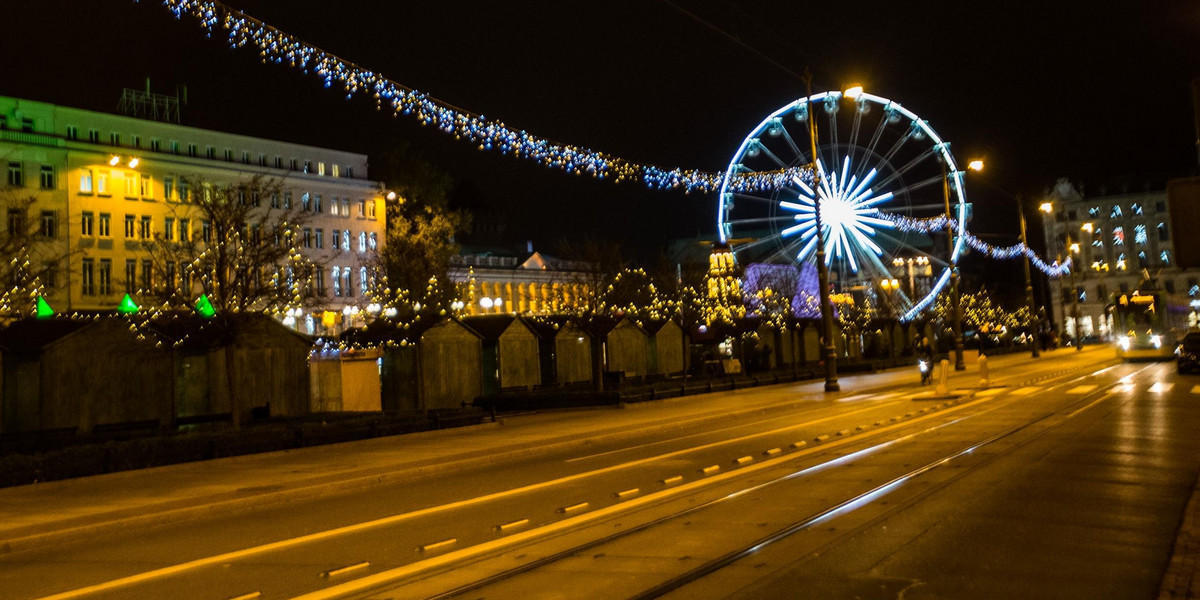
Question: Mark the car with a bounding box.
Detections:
[1177,332,1200,374]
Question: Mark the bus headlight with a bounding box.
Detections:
[1152,335,1162,349]
[1119,337,1131,351]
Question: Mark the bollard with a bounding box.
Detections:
[936,359,950,396]
[979,354,990,388]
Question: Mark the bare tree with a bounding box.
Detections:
[0,190,68,321]
[141,175,322,314]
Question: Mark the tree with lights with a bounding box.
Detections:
[0,191,68,321]
[368,146,470,323]
[141,175,320,315]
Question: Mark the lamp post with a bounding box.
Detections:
[1040,201,1082,352]
[967,160,1040,358]
[804,68,839,392]
[941,158,966,370]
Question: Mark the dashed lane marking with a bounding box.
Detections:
[1066,385,1097,394]
[1150,382,1175,393]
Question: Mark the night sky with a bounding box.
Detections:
[6,1,1200,284]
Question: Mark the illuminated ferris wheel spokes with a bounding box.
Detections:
[717,91,969,321]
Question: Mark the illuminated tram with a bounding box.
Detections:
[1111,291,1176,360]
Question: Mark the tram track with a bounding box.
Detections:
[310,359,1138,600]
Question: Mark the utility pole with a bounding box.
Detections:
[804,68,839,392]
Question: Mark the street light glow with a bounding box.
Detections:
[967,159,984,172]
[1039,202,1054,213]
[844,85,864,99]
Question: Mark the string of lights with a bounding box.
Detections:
[881,214,1073,277]
[146,0,810,194]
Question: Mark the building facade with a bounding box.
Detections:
[1040,178,1200,339]
[0,95,385,333]
[449,251,594,316]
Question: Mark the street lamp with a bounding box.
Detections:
[1040,201,1082,352]
[941,154,966,370]
[966,159,1040,358]
[801,68,839,392]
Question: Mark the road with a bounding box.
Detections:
[2,348,1197,600]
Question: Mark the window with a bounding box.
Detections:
[164,217,175,241]
[340,198,350,217]
[366,199,376,219]
[242,151,250,165]
[318,162,326,176]
[1091,226,1104,248]
[188,143,198,157]
[96,171,109,195]
[224,149,233,162]
[1132,202,1143,215]
[125,173,138,197]
[43,263,57,289]
[66,125,79,140]
[140,216,152,239]
[201,220,211,242]
[313,194,322,213]
[39,165,54,189]
[342,268,352,297]
[1110,204,1123,218]
[179,181,190,203]
[40,211,56,237]
[7,161,22,187]
[301,193,311,212]
[1156,201,1167,213]
[125,260,137,292]
[1088,206,1100,217]
[1098,283,1108,300]
[359,267,368,296]
[124,214,135,238]
[179,218,190,242]
[357,200,366,217]
[8,209,24,235]
[369,232,377,250]
[131,135,140,148]
[330,197,340,216]
[170,140,180,154]
[303,160,312,174]
[1159,222,1170,241]
[315,228,323,249]
[1134,224,1147,246]
[99,259,112,295]
[290,158,298,171]
[99,213,111,237]
[164,262,175,291]
[332,266,341,297]
[141,259,153,292]
[346,166,353,178]
[205,146,215,160]
[140,175,151,198]
[283,191,292,209]
[332,164,340,177]
[302,228,312,248]
[274,156,282,169]
[88,129,101,143]
[110,132,120,146]
[81,211,94,236]
[1163,250,1172,265]
[358,231,366,253]
[164,177,175,201]
[79,169,93,193]
[1112,227,1124,246]
[1117,253,1127,270]
[150,139,161,152]
[315,266,325,296]
[81,259,95,295]
[251,191,260,207]
[258,153,266,167]
[332,229,340,252]
[342,230,350,251]
[270,193,280,210]
[179,261,191,293]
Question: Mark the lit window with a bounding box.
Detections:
[342,268,352,297]
[331,164,339,177]
[359,266,368,296]
[340,198,349,217]
[1134,224,1147,245]
[332,229,341,252]
[318,162,326,176]
[358,231,366,253]
[1112,227,1124,246]
[80,169,93,193]
[357,200,365,217]
[366,200,376,219]
[332,266,341,297]
[302,193,311,212]
[1162,251,1171,265]
[1088,206,1100,217]
[97,171,109,195]
[1132,202,1143,215]
[1110,205,1123,218]
[125,174,137,197]
[342,230,350,251]
[330,197,340,216]
[369,232,377,250]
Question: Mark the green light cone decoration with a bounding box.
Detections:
[35,296,54,319]
[194,294,216,319]
[117,293,140,315]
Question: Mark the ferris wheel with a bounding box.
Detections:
[717,90,969,322]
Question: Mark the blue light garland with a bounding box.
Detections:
[881,214,1072,277]
[149,0,809,194]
